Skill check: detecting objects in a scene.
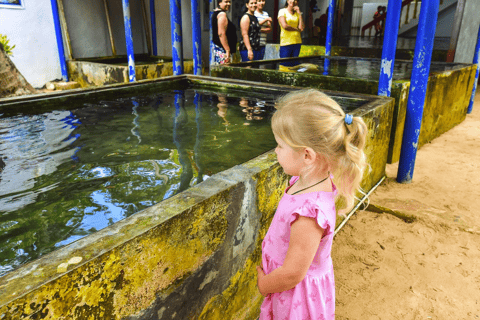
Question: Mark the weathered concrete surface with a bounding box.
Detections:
[0,151,285,320]
[67,59,196,87]
[0,75,394,319]
[260,43,448,62]
[212,59,476,164]
[0,44,36,98]
[454,0,480,63]
[388,65,477,163]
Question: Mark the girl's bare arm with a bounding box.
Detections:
[257,216,323,295]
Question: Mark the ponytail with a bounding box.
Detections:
[333,115,368,215]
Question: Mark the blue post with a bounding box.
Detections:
[467,25,480,114]
[50,0,69,81]
[209,0,214,75]
[150,0,158,56]
[121,0,136,82]
[323,0,335,75]
[191,0,202,75]
[170,0,184,75]
[377,0,402,96]
[397,0,439,183]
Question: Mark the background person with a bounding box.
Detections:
[239,0,262,61]
[278,0,304,67]
[254,0,272,60]
[314,7,328,46]
[211,0,237,64]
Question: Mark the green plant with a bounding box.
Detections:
[0,34,15,56]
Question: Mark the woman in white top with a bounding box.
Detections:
[254,0,273,60]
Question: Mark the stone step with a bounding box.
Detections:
[45,81,81,91]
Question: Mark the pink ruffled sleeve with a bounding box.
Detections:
[289,198,330,232]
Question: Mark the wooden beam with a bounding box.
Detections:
[103,0,117,57]
[141,0,153,56]
[56,0,73,60]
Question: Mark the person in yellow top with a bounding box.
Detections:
[277,0,304,66]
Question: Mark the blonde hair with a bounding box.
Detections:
[272,89,368,215]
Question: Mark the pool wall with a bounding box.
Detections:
[0,76,394,319]
[0,150,285,320]
[67,57,197,87]
[211,60,476,163]
[258,44,448,62]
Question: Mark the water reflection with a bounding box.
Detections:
[0,89,280,275]
[239,98,266,121]
[173,91,194,194]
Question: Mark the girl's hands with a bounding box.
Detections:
[256,265,268,297]
[293,6,301,14]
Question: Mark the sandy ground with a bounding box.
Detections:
[333,91,480,319]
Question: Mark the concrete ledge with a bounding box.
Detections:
[0,150,286,319]
[67,58,198,88]
[0,75,395,319]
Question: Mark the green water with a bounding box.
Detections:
[0,89,281,276]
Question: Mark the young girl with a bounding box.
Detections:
[256,89,368,319]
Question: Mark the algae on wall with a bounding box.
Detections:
[0,151,287,320]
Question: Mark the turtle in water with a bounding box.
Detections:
[279,63,320,74]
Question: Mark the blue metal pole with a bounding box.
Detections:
[377,0,402,97]
[323,0,335,75]
[191,0,202,75]
[50,0,69,81]
[122,0,136,82]
[397,0,439,183]
[209,0,214,75]
[170,0,184,75]
[467,25,480,114]
[150,0,158,56]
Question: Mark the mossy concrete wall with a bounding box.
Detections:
[384,65,476,163]
[0,152,286,320]
[0,75,394,319]
[67,60,196,88]
[261,44,448,61]
[211,63,476,163]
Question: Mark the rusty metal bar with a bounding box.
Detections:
[141,0,153,56]
[103,0,117,56]
[446,0,465,62]
[56,0,73,60]
[413,0,419,19]
[404,2,411,25]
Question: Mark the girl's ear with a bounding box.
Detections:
[303,147,317,164]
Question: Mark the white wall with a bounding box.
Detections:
[63,0,148,58]
[0,0,62,88]
[154,0,194,59]
[455,0,480,63]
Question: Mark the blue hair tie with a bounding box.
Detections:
[344,114,353,125]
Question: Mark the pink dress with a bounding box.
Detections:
[260,176,337,320]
